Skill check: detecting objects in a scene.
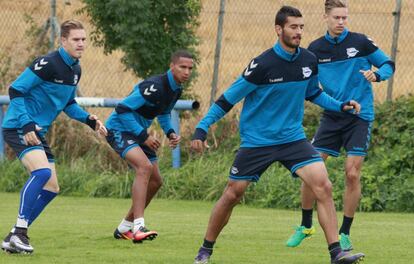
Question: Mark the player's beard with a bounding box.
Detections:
[281,32,301,49]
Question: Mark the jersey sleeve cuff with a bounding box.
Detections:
[340,101,351,112]
[22,122,36,134]
[85,116,97,130]
[192,127,207,142]
[374,72,381,82]
[166,129,176,139]
[137,130,149,144]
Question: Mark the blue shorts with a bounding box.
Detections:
[106,130,157,162]
[229,139,323,182]
[2,128,54,162]
[312,111,372,157]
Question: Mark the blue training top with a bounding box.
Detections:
[105,70,181,144]
[2,47,91,136]
[195,42,349,148]
[308,29,395,121]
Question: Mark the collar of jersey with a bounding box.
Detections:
[59,47,79,67]
[167,70,181,91]
[324,28,349,44]
[273,42,300,62]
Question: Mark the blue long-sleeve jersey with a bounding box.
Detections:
[105,70,181,143]
[2,47,90,135]
[196,42,348,147]
[308,29,395,121]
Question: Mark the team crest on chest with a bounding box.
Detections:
[346,47,359,58]
[73,74,79,85]
[302,67,312,78]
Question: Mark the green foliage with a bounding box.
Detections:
[158,96,414,212]
[359,96,414,212]
[1,96,413,212]
[302,101,323,139]
[80,0,200,78]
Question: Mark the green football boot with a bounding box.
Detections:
[339,233,353,251]
[286,225,315,247]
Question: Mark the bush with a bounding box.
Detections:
[1,96,413,212]
[158,96,414,212]
[80,0,200,79]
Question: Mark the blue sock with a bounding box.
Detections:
[17,168,51,228]
[28,189,58,226]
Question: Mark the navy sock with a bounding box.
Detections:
[17,168,51,228]
[329,241,341,260]
[301,208,313,228]
[28,189,58,226]
[339,215,354,235]
[202,239,215,250]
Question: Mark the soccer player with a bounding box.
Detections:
[106,50,193,243]
[286,0,395,251]
[1,20,107,254]
[192,6,365,264]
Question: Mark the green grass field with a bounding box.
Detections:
[0,192,413,264]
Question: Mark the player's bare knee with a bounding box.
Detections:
[345,169,360,185]
[323,180,333,194]
[136,162,153,177]
[313,180,333,199]
[46,185,60,193]
[224,187,243,205]
[345,174,360,190]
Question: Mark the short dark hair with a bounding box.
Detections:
[275,6,302,27]
[170,50,193,63]
[60,20,84,38]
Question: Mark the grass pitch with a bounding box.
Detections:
[0,192,413,264]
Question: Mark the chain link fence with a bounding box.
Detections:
[196,0,413,114]
[0,0,413,121]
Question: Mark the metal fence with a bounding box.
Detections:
[0,0,413,119]
[198,0,412,114]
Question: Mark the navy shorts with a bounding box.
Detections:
[229,139,323,182]
[2,128,54,162]
[106,130,157,162]
[312,111,372,157]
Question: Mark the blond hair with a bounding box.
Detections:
[325,0,348,14]
[60,20,84,38]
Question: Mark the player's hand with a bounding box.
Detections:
[190,139,210,153]
[88,114,108,136]
[168,133,181,149]
[24,125,42,146]
[360,69,377,82]
[342,100,361,114]
[144,136,161,152]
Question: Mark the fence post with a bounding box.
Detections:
[49,0,57,51]
[0,106,4,160]
[171,110,180,168]
[209,0,226,106]
[387,0,402,101]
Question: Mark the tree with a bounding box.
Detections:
[80,0,200,79]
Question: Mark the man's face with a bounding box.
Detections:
[170,57,194,84]
[325,7,348,37]
[61,29,86,59]
[276,16,304,49]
